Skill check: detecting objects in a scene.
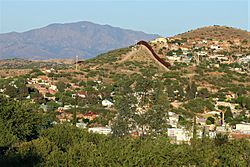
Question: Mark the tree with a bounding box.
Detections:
[112,79,137,137]
[0,119,18,148]
[112,91,137,137]
[224,109,233,123]
[30,89,45,104]
[198,88,210,98]
[0,96,48,141]
[185,81,197,100]
[206,116,215,125]
[56,81,66,93]
[183,98,214,140]
[4,85,18,98]
[17,84,29,99]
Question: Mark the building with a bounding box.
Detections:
[239,55,250,64]
[150,37,168,44]
[210,45,221,50]
[167,128,191,143]
[76,123,87,129]
[72,91,87,98]
[235,124,250,134]
[88,127,112,135]
[82,112,99,121]
[168,112,179,128]
[102,99,114,108]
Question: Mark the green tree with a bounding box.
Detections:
[0,96,48,141]
[183,98,214,140]
[206,116,215,125]
[56,81,66,92]
[0,119,18,148]
[224,109,233,123]
[185,81,197,100]
[4,85,18,98]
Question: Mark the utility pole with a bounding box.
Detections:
[73,94,78,126]
[75,55,79,71]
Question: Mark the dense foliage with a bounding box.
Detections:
[1,124,250,166]
[0,95,250,167]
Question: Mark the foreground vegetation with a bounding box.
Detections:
[0,95,250,167]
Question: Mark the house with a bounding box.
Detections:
[180,48,190,55]
[235,124,250,134]
[0,88,5,93]
[48,89,57,95]
[78,91,86,98]
[210,45,221,50]
[83,112,99,121]
[239,55,250,64]
[102,99,114,108]
[150,37,168,44]
[37,76,50,85]
[206,111,221,116]
[49,85,57,91]
[76,123,87,129]
[166,55,181,61]
[42,68,55,74]
[38,87,48,96]
[202,40,208,44]
[168,112,179,128]
[197,51,208,56]
[196,117,206,126]
[167,128,191,143]
[88,127,112,135]
[62,105,74,110]
[72,91,86,98]
[56,112,73,123]
[57,107,64,113]
[225,92,237,101]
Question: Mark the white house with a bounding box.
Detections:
[197,51,208,56]
[0,88,5,93]
[168,112,179,128]
[166,56,181,61]
[102,99,114,108]
[210,45,221,50]
[167,128,191,143]
[88,127,112,135]
[50,85,57,91]
[235,124,250,133]
[76,123,87,129]
[239,55,250,63]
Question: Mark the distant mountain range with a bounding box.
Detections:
[0,21,159,60]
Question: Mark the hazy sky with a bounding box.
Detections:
[0,0,249,36]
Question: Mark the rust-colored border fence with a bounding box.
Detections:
[137,41,171,68]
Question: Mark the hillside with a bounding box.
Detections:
[78,43,169,82]
[0,26,250,155]
[176,26,250,42]
[0,21,158,60]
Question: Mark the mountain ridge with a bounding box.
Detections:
[0,21,159,60]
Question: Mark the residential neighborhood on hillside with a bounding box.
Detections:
[1,27,249,144]
[0,0,249,165]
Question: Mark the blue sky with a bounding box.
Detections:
[0,0,249,36]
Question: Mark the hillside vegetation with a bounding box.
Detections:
[176,26,250,42]
[0,25,250,167]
